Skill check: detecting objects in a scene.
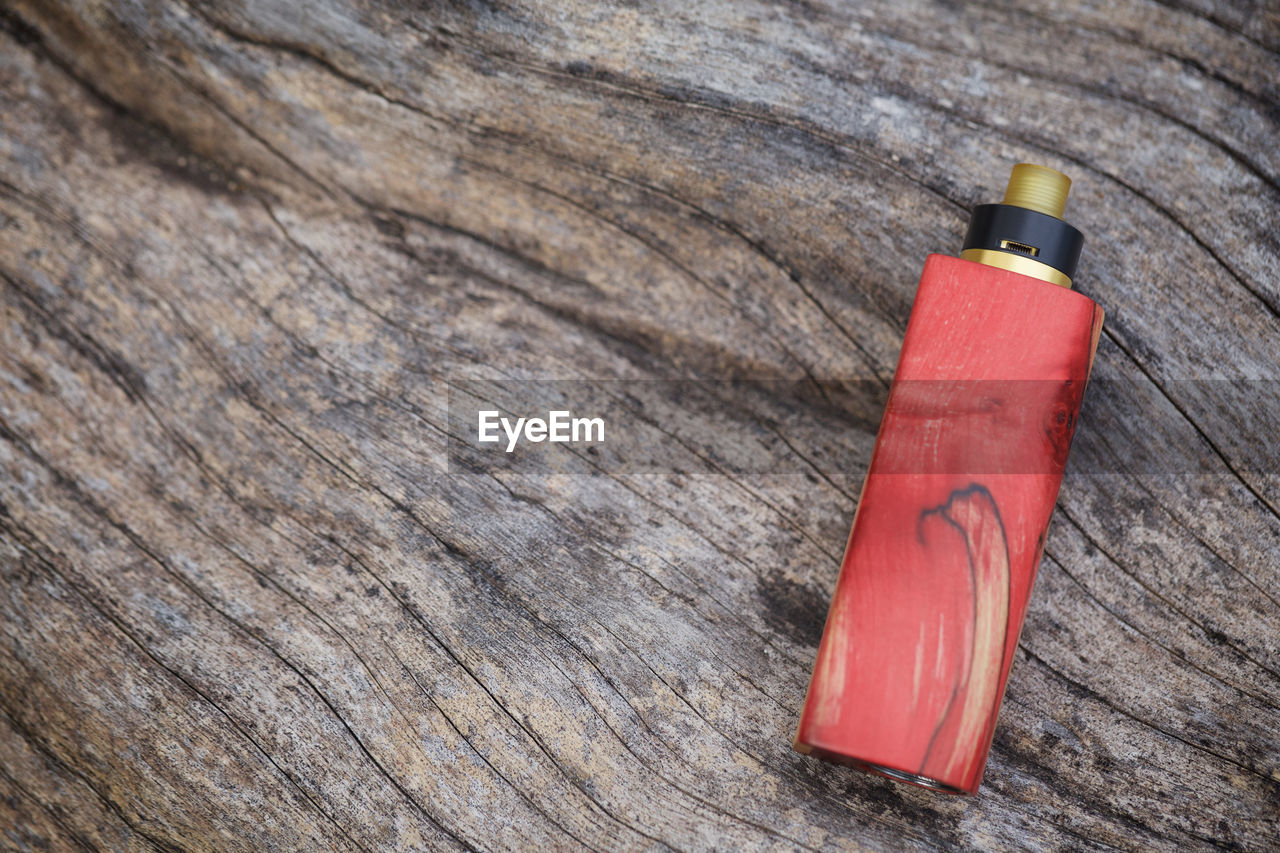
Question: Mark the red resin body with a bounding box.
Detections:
[794,254,1104,794]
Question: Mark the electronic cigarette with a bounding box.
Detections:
[793,164,1104,795]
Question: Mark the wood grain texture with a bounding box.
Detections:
[0,0,1277,849]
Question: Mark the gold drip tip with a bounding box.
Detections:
[1001,164,1071,219]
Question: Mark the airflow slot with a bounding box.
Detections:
[999,239,1039,257]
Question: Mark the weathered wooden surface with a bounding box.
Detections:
[1,0,1277,849]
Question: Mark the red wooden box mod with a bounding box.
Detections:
[794,165,1104,794]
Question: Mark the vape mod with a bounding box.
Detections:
[794,164,1104,795]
